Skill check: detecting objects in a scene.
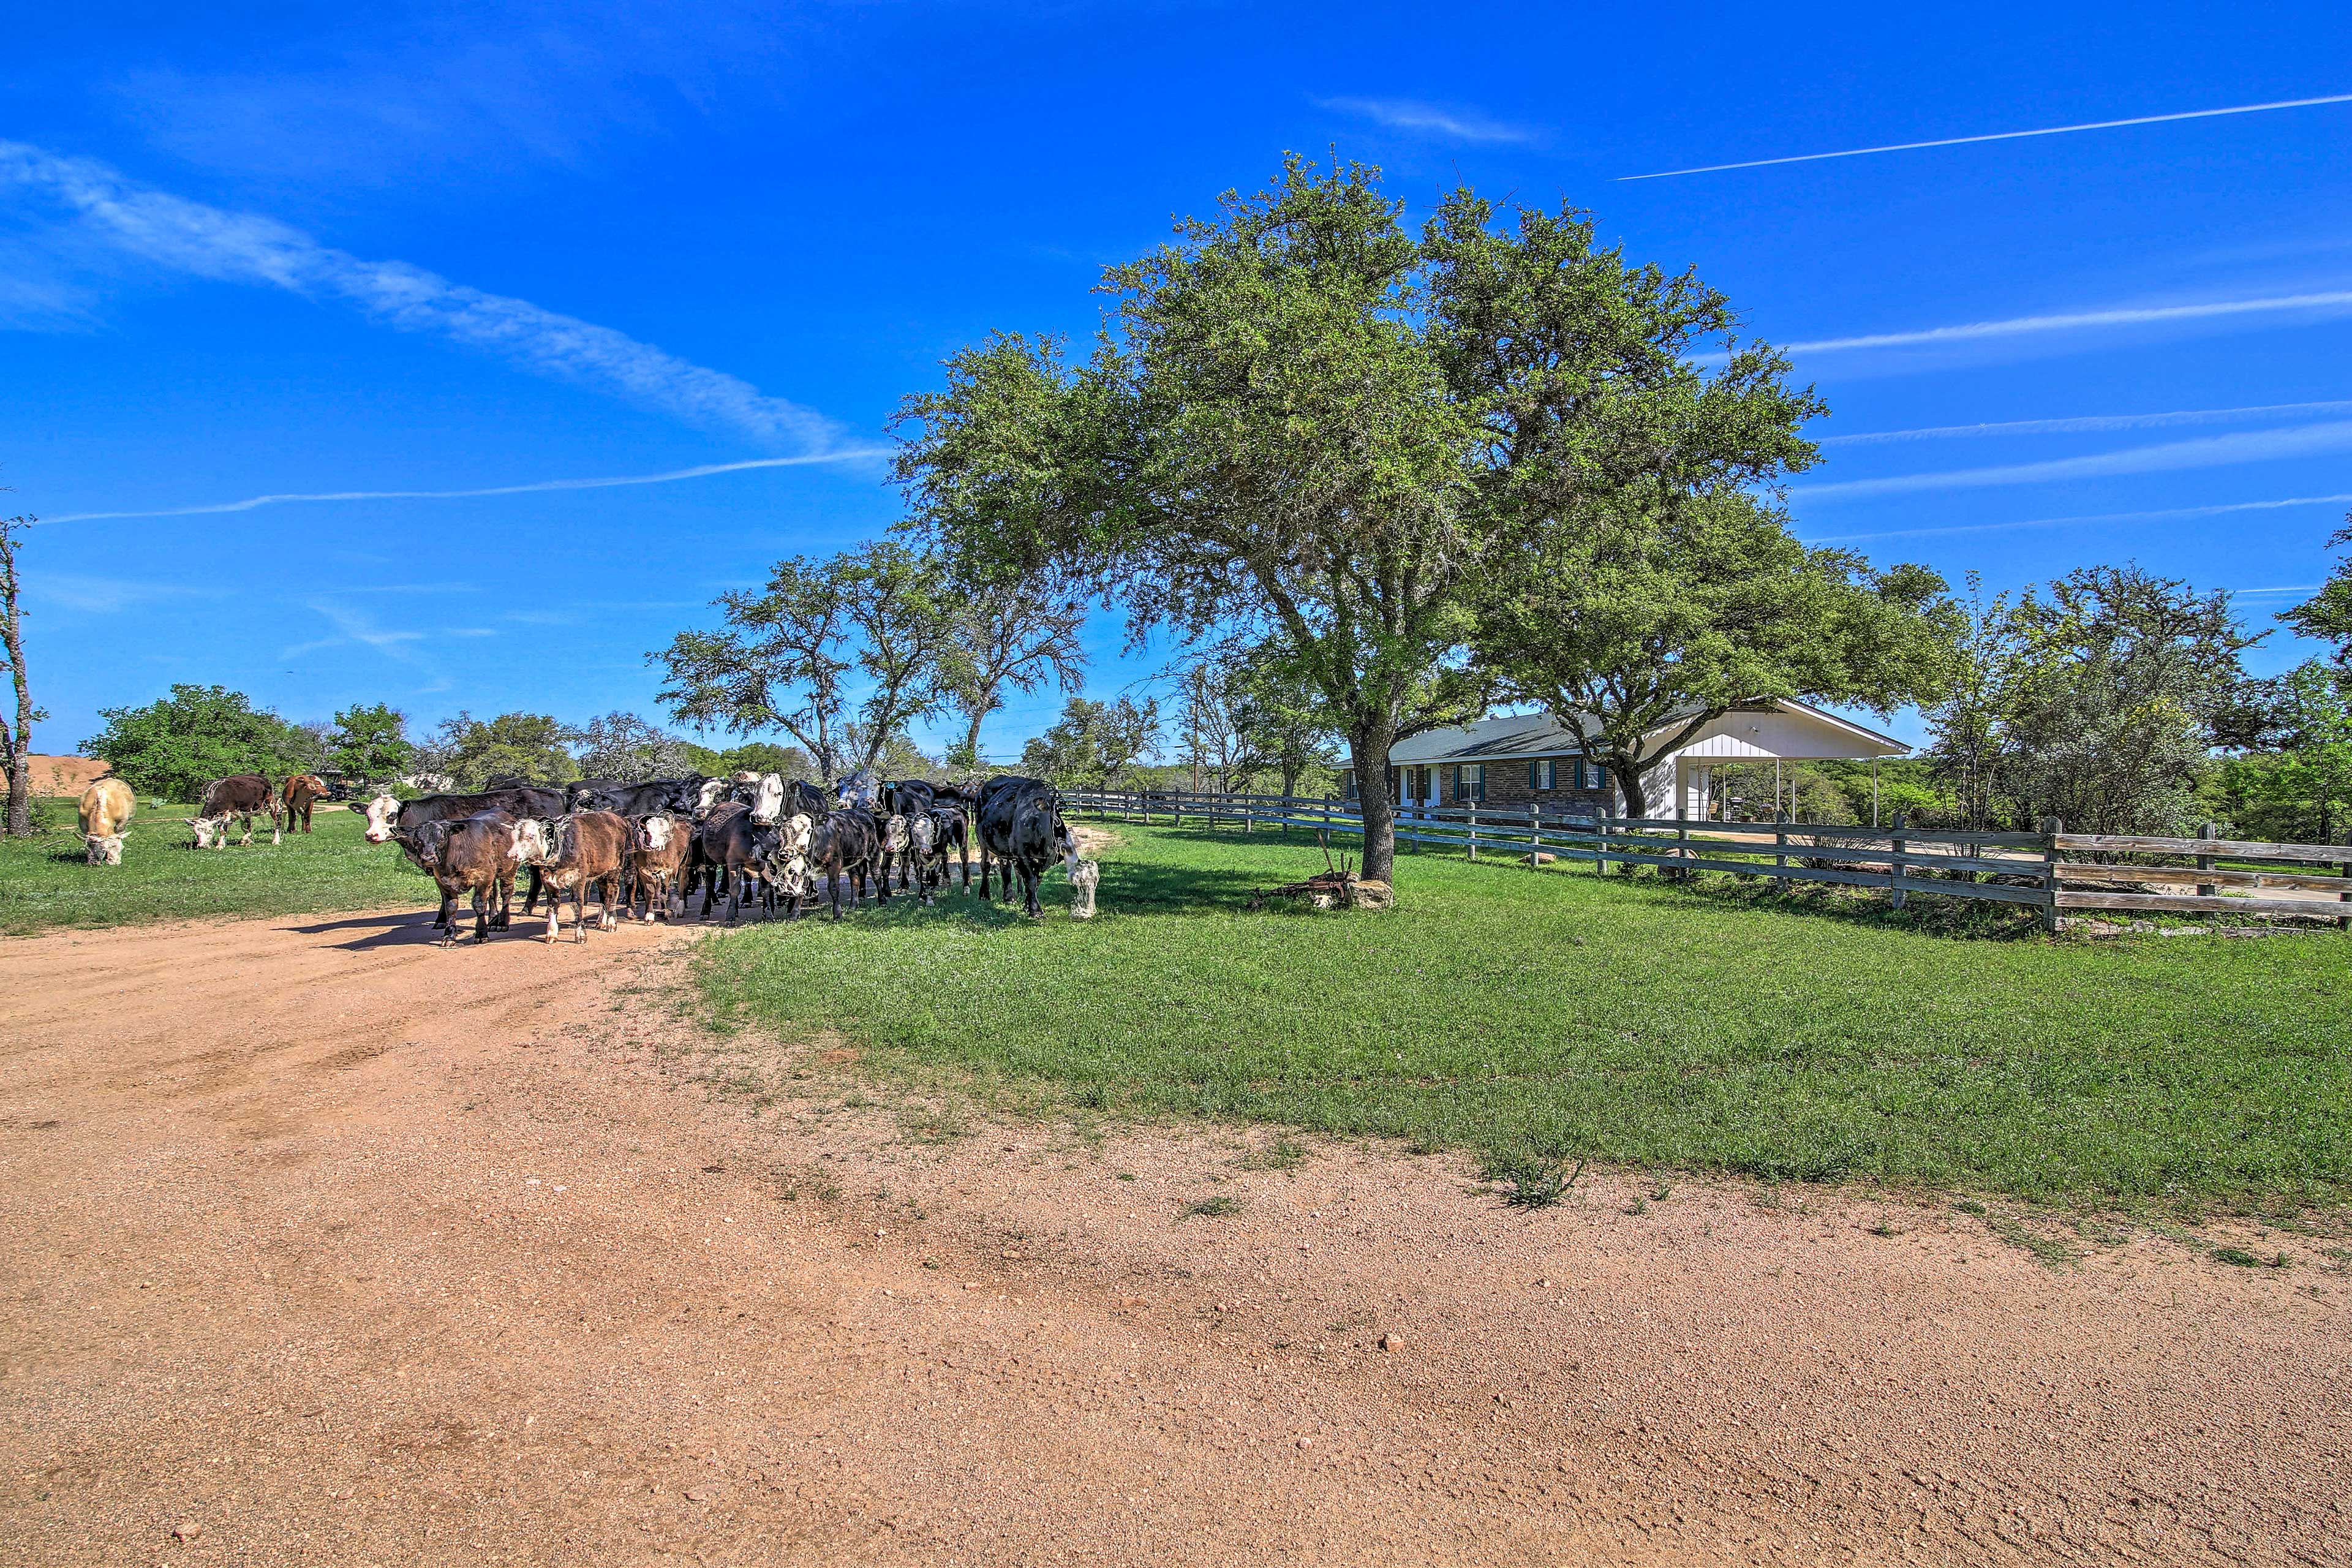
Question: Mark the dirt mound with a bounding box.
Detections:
[1,908,2345,1565]
[21,755,111,796]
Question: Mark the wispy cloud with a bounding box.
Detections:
[43,450,888,525]
[1315,97,1539,145]
[0,140,843,450]
[1782,292,2352,356]
[2233,584,2323,595]
[33,573,227,613]
[1621,92,2352,180]
[1796,421,2352,501]
[1820,400,2352,445]
[1801,492,2352,545]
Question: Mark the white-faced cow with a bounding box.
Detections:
[77,777,137,866]
[691,801,783,925]
[975,775,1087,919]
[907,804,970,902]
[772,806,884,922]
[358,785,568,913]
[513,811,633,943]
[627,812,695,921]
[187,774,282,848]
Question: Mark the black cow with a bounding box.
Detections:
[775,807,885,921]
[695,801,782,925]
[566,775,709,818]
[908,804,970,902]
[359,785,567,914]
[975,775,1077,918]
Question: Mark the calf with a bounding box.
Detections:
[358,785,566,910]
[627,812,694,921]
[907,805,970,902]
[414,813,521,946]
[188,773,281,848]
[281,774,330,834]
[774,807,884,921]
[514,810,633,943]
[976,775,1084,919]
[693,801,782,925]
[77,777,137,866]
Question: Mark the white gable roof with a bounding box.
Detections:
[1390,699,1907,765]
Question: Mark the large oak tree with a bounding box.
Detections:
[894,155,1823,880]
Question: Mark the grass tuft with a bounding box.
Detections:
[1178,1194,1243,1219]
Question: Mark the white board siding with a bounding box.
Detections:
[1672,708,1906,761]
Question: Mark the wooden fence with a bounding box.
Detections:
[1060,788,2352,930]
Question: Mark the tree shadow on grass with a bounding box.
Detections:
[1633,871,2044,941]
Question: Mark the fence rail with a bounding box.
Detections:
[1060,788,2352,930]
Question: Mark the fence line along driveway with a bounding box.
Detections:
[1061,788,2352,930]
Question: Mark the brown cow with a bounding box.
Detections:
[187,774,282,848]
[77,777,137,866]
[281,774,329,834]
[513,810,631,943]
[627,812,693,922]
[413,813,521,946]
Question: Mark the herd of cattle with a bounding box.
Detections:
[75,766,1101,943]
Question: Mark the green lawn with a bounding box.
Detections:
[695,822,2352,1207]
[0,802,426,935]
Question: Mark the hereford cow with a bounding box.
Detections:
[772,807,884,921]
[413,812,521,946]
[627,812,695,921]
[281,774,330,834]
[976,775,1085,919]
[187,774,281,848]
[514,810,632,943]
[77,777,137,866]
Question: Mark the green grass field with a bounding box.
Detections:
[695,822,2352,1207]
[0,801,425,935]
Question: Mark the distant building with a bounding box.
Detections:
[1343,700,1909,817]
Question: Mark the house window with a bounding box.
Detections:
[1453,764,1485,803]
[1528,758,1556,791]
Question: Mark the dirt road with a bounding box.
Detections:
[2,908,2346,1565]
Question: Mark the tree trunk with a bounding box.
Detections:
[959,711,987,771]
[2,568,29,839]
[1349,725,1397,884]
[1608,756,1651,821]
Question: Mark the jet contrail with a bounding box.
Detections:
[1621,92,2352,180]
[1801,492,2352,545]
[1784,292,2352,355]
[1819,400,2352,445]
[0,140,842,451]
[44,450,890,524]
[1795,420,2352,501]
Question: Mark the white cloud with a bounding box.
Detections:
[32,573,226,613]
[44,450,888,525]
[1801,492,2352,545]
[1795,423,2352,502]
[1819,399,2352,445]
[1314,97,1540,145]
[1782,292,2352,357]
[1620,92,2352,181]
[0,140,843,451]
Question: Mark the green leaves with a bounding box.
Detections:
[84,684,316,799]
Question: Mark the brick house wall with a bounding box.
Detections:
[1430,756,1613,815]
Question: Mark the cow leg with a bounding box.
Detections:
[435,889,458,932]
[472,886,492,944]
[1023,864,1043,919]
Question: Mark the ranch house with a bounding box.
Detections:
[1344,699,1910,820]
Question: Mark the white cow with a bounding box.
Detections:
[77,777,137,866]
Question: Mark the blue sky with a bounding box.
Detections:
[6,1,2350,762]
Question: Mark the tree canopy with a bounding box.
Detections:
[897,154,1828,877]
[327,703,413,782]
[83,684,311,800]
[418,711,578,790]
[2281,518,2352,666]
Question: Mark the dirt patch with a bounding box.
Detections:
[22,755,111,796]
[2,907,2346,1565]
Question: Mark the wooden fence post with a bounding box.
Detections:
[2339,856,2350,932]
[1596,814,1610,876]
[1888,810,1909,911]
[1323,794,1333,843]
[2196,821,2217,898]
[1774,809,1789,894]
[2039,816,2062,933]
[1675,804,1689,883]
[1467,799,1479,861]
[1529,801,1542,869]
